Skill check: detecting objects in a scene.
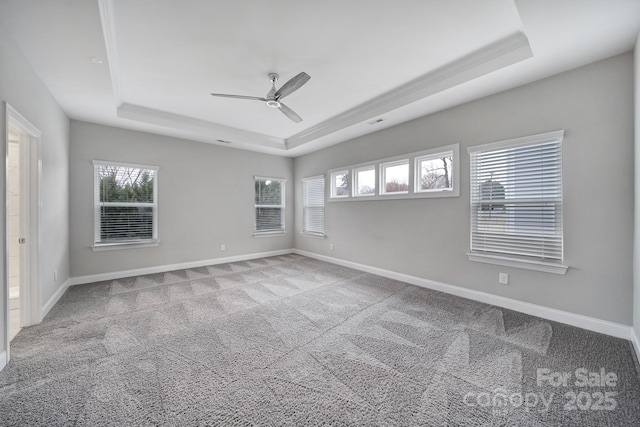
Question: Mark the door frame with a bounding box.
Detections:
[4,102,42,363]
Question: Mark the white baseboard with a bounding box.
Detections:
[631,328,640,364]
[294,249,634,341]
[0,350,6,372]
[41,278,71,320]
[69,249,294,287]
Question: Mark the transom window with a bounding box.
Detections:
[353,166,376,197]
[330,170,350,198]
[415,151,453,192]
[254,177,286,236]
[328,144,459,201]
[93,161,158,246]
[381,160,409,195]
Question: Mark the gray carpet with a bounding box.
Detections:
[1,254,639,426]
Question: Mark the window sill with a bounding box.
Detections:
[253,231,287,238]
[466,252,568,275]
[92,240,159,251]
[328,189,459,202]
[301,232,326,239]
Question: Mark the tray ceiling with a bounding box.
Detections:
[1,0,639,156]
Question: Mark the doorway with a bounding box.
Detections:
[4,103,41,362]
[7,127,22,341]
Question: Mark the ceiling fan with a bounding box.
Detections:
[210,72,310,123]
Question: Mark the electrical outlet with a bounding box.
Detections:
[499,273,509,285]
[330,243,334,251]
[220,244,226,251]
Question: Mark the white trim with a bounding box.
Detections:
[0,350,6,372]
[253,232,287,238]
[301,232,326,239]
[68,249,293,286]
[254,176,287,182]
[467,253,568,275]
[92,240,159,251]
[414,147,457,196]
[467,130,565,153]
[116,103,287,151]
[41,279,71,320]
[98,0,123,106]
[379,159,410,196]
[94,161,159,245]
[632,328,640,365]
[4,103,43,350]
[93,159,159,171]
[328,143,460,201]
[352,165,377,197]
[293,249,633,340]
[330,170,350,198]
[287,32,532,149]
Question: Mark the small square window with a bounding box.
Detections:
[415,151,453,192]
[330,170,350,198]
[353,166,376,197]
[380,160,409,195]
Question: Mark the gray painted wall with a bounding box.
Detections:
[294,52,634,325]
[0,23,70,355]
[69,121,293,277]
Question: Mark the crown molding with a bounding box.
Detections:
[286,31,532,149]
[98,0,122,107]
[117,103,286,149]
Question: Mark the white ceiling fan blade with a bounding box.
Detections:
[275,72,310,100]
[278,103,303,123]
[210,93,267,102]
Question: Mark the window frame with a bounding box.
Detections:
[93,160,159,250]
[330,170,350,198]
[380,159,410,195]
[327,143,460,202]
[466,130,568,274]
[353,165,377,197]
[302,175,326,238]
[254,176,286,237]
[414,150,455,194]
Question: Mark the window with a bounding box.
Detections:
[353,166,376,197]
[467,131,567,274]
[415,151,453,192]
[331,170,350,198]
[302,176,325,237]
[94,161,158,247]
[254,177,285,236]
[380,160,409,195]
[328,143,459,201]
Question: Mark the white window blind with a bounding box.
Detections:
[94,161,158,245]
[303,176,325,236]
[469,131,564,263]
[255,177,285,235]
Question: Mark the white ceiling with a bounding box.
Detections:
[1,0,639,157]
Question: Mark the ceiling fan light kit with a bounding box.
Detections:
[210,72,310,123]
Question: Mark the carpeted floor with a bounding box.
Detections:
[1,254,639,425]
